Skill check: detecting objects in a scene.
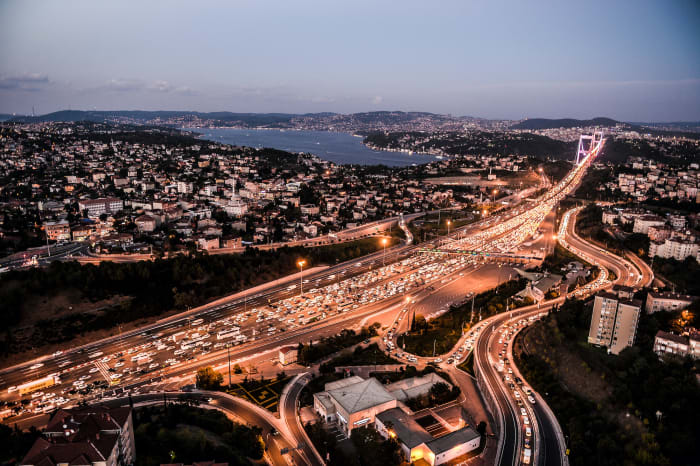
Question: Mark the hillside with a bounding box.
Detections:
[510,117,620,130]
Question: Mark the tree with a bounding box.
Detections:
[196,366,223,390]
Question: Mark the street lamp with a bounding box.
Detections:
[382,238,388,267]
[446,220,451,238]
[227,342,232,389]
[297,260,306,296]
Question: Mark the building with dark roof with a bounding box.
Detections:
[375,407,480,465]
[645,291,698,314]
[654,330,700,359]
[21,406,135,466]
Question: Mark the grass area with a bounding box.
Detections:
[225,375,291,412]
[402,278,527,356]
[514,298,700,466]
[457,350,475,376]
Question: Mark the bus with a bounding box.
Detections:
[216,328,240,340]
[18,375,60,396]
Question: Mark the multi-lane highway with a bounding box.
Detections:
[1,132,644,466]
[0,183,550,424]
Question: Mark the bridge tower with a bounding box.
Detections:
[575,130,605,165]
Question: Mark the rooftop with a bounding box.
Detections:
[327,378,395,414]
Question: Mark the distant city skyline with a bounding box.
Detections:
[1,0,699,121]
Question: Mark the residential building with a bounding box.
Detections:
[588,292,642,355]
[135,214,157,233]
[278,346,298,366]
[653,331,690,358]
[198,236,219,250]
[78,197,123,218]
[21,406,135,466]
[645,291,697,314]
[649,236,699,261]
[633,215,666,235]
[44,220,71,241]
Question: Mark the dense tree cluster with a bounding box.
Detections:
[297,324,379,366]
[516,298,700,466]
[133,404,263,466]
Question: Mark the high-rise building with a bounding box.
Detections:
[588,292,642,355]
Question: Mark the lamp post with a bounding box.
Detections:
[297,260,305,297]
[446,219,451,239]
[382,238,388,267]
[227,342,232,389]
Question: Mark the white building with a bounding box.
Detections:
[645,291,697,314]
[375,407,480,465]
[78,197,123,217]
[633,215,666,235]
[648,237,699,261]
[588,292,641,355]
[313,376,397,436]
[654,331,700,359]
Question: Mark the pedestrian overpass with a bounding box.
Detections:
[417,247,543,263]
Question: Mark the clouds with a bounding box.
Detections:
[0,73,51,91]
[94,78,195,95]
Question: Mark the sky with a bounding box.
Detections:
[1,0,699,121]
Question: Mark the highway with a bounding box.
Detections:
[1,133,642,466]
[467,203,651,466]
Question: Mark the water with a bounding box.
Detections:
[186,127,439,167]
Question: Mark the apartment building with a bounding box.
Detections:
[78,197,124,218]
[588,292,642,355]
[21,406,135,466]
[648,236,699,261]
[645,291,697,314]
[633,215,666,235]
[653,330,700,359]
[44,220,71,241]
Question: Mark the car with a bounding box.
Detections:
[520,408,527,416]
[523,416,530,425]
[29,363,44,370]
[525,427,532,437]
[89,367,99,373]
[527,395,536,404]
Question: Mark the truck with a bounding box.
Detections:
[18,375,61,396]
[523,448,531,464]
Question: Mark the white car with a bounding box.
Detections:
[89,367,99,373]
[29,363,44,370]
